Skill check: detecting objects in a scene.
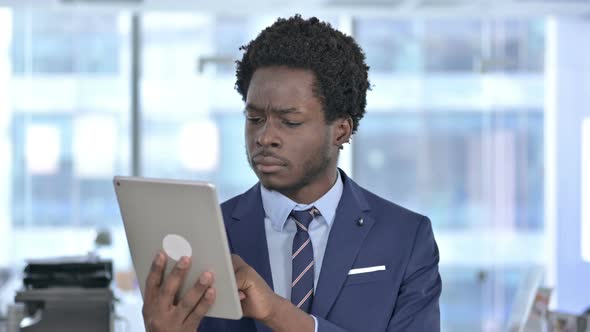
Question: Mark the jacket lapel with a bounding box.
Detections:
[225,184,274,332]
[311,170,375,318]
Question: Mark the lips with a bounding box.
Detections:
[252,155,286,173]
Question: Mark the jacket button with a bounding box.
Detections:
[357,218,364,226]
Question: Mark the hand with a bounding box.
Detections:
[232,254,282,323]
[232,255,315,332]
[142,252,216,332]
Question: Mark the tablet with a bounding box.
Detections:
[113,176,243,320]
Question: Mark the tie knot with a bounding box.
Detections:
[290,207,320,231]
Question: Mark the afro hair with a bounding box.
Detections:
[235,15,370,133]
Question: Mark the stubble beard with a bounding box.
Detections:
[245,137,334,195]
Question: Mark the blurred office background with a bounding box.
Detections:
[0,0,589,331]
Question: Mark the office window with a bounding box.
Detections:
[354,19,421,73]
[140,13,258,201]
[4,10,130,227]
[139,14,341,200]
[488,20,545,72]
[354,17,545,331]
[355,111,543,230]
[356,19,545,73]
[424,20,483,72]
[11,11,121,74]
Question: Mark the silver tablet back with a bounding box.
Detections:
[113,176,243,320]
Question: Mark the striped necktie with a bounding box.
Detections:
[290,207,320,313]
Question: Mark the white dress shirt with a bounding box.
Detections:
[260,170,343,331]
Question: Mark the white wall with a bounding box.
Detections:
[546,17,590,313]
[0,8,12,265]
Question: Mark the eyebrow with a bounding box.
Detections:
[244,103,300,115]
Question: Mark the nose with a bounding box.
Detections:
[256,121,281,148]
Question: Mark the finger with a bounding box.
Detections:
[184,287,216,327]
[144,251,166,305]
[174,271,214,321]
[160,256,191,308]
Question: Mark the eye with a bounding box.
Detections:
[247,116,264,124]
[283,121,302,127]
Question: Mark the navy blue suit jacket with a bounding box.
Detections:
[199,170,441,331]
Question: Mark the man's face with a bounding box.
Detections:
[244,66,338,196]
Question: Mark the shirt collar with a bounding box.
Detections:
[260,170,343,232]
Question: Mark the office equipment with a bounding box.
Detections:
[547,311,590,332]
[13,256,114,332]
[23,256,112,289]
[15,287,113,332]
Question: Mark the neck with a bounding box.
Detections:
[281,167,339,205]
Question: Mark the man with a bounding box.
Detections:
[142,15,442,332]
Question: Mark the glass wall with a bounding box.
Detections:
[0,8,547,331]
[8,11,131,228]
[0,10,131,265]
[139,14,340,200]
[354,18,545,331]
[140,13,258,200]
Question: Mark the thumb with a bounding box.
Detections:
[231,254,251,292]
[231,254,246,272]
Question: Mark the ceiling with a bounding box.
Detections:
[0,0,589,17]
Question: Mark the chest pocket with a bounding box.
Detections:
[344,268,390,286]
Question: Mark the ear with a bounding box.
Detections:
[333,117,353,148]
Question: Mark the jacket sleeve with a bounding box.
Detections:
[386,216,442,332]
[314,316,349,331]
[196,317,226,332]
